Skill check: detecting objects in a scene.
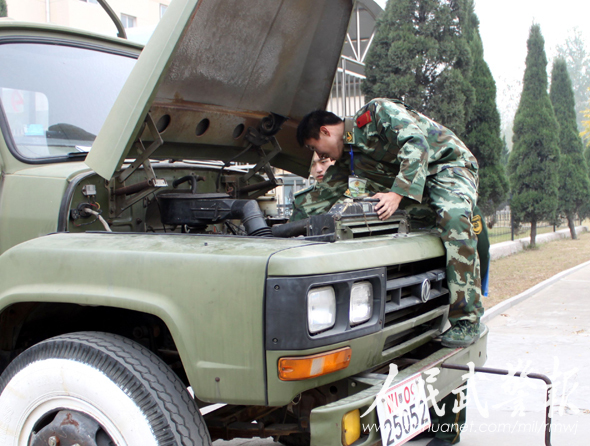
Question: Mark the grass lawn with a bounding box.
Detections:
[483,230,590,310]
[487,224,568,245]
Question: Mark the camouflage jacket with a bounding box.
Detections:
[341,98,479,203]
[289,98,479,222]
[289,166,388,222]
[289,181,348,222]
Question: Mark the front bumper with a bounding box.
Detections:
[309,326,488,446]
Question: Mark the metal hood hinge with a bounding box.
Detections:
[107,113,168,218]
[220,112,288,199]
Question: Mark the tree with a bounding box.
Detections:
[500,136,509,167]
[362,0,474,135]
[581,98,590,219]
[557,29,590,140]
[461,0,508,218]
[583,91,590,147]
[508,25,560,247]
[550,58,590,239]
[0,0,7,18]
[496,76,522,153]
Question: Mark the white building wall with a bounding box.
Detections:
[5,0,170,38]
[4,0,48,23]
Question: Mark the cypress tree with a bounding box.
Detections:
[557,29,590,137]
[583,101,590,149]
[508,25,560,247]
[362,0,474,135]
[0,0,7,18]
[581,106,590,219]
[461,0,508,218]
[500,136,510,167]
[550,58,590,238]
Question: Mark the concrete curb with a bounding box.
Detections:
[489,225,588,261]
[481,259,590,323]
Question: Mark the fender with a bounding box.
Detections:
[0,231,303,405]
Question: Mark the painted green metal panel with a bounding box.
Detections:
[8,162,91,179]
[0,175,66,254]
[307,331,488,446]
[85,0,354,179]
[0,229,448,407]
[0,232,316,404]
[265,305,448,407]
[0,6,487,443]
[267,233,446,277]
[85,0,198,180]
[0,21,143,51]
[0,164,90,254]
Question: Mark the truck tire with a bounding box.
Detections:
[0,331,211,446]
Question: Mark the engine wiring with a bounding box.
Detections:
[84,208,112,232]
[73,202,112,232]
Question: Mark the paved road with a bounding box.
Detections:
[213,262,590,446]
[458,261,590,446]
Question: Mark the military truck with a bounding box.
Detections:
[0,1,487,445]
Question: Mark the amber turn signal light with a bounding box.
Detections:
[278,347,352,381]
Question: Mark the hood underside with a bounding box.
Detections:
[85,0,353,179]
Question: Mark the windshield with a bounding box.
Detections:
[0,42,136,161]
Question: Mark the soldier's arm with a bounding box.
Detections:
[288,182,348,223]
[289,194,311,222]
[288,163,351,223]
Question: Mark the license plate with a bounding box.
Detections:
[376,373,431,446]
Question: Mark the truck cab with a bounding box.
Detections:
[0,1,487,445]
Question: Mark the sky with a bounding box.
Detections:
[374,0,590,133]
[474,0,590,131]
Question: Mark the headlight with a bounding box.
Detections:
[307,286,336,334]
[350,281,373,325]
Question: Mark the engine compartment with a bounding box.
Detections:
[65,111,410,239]
[64,160,412,243]
[65,162,283,236]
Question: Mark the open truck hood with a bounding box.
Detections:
[85,0,353,180]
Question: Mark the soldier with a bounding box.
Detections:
[296,98,484,348]
[310,151,335,183]
[289,153,344,222]
[289,152,387,222]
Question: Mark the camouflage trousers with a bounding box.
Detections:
[402,167,484,324]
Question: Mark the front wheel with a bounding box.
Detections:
[0,332,211,446]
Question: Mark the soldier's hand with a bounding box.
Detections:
[374,192,402,221]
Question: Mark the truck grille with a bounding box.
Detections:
[299,206,410,242]
[337,215,409,239]
[381,259,449,353]
[265,259,449,352]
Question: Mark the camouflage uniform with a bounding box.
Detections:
[289,167,349,222]
[290,166,387,222]
[299,99,484,324]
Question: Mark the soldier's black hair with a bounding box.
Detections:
[296,110,343,146]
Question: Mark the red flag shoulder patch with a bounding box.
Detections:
[356,110,372,128]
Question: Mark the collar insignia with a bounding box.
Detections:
[343,118,355,144]
[356,110,372,128]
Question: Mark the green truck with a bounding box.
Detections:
[0,1,487,445]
